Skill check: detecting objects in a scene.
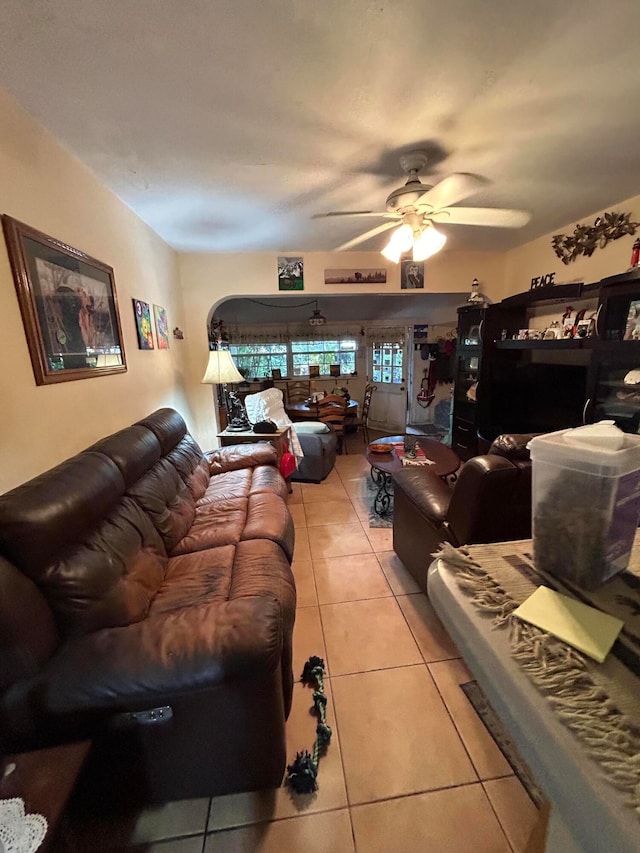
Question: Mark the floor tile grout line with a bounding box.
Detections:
[425,658,492,785]
[312,472,368,817]
[346,777,499,811]
[480,778,519,853]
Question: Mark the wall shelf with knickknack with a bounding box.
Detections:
[466,268,640,446]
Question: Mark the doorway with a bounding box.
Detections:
[368,339,407,433]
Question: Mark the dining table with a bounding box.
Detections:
[285,398,358,421]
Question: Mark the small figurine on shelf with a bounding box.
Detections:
[467,278,486,306]
[630,238,640,270]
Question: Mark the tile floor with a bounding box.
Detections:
[61,434,540,852]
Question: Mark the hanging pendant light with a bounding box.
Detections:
[309,300,327,326]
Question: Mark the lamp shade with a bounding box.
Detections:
[381,223,413,263]
[412,223,446,261]
[201,349,244,384]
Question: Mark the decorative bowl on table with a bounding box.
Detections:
[368,443,392,453]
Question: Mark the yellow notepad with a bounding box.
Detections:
[512,586,624,663]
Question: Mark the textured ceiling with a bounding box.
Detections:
[2,1,640,255]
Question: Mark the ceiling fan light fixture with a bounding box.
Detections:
[412,223,446,261]
[309,300,327,326]
[381,223,413,263]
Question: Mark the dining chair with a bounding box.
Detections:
[287,380,310,403]
[351,383,376,444]
[317,395,348,454]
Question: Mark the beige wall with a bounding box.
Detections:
[178,250,506,453]
[505,193,640,296]
[0,89,190,492]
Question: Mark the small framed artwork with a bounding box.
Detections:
[153,304,169,349]
[401,260,424,289]
[271,368,282,379]
[277,256,304,290]
[1,215,126,385]
[329,364,340,377]
[133,299,154,349]
[309,365,320,378]
[324,268,387,285]
[624,300,640,340]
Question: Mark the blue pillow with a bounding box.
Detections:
[294,421,330,434]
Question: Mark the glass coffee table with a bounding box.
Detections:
[365,435,460,516]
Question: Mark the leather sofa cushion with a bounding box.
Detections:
[0,452,125,578]
[43,498,168,637]
[240,493,295,563]
[207,443,278,475]
[136,408,189,456]
[2,540,295,723]
[248,466,289,499]
[128,459,196,552]
[165,434,211,501]
[0,556,59,691]
[171,498,248,554]
[88,425,162,487]
[9,596,287,720]
[172,492,294,563]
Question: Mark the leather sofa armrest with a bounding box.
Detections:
[446,454,520,545]
[392,468,453,525]
[206,443,278,474]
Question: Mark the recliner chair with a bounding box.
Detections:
[392,433,537,592]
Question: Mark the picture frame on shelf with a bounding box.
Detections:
[624,299,640,341]
[329,364,340,377]
[309,365,320,378]
[271,368,282,379]
[1,215,126,385]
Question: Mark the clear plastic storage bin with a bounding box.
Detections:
[528,422,640,589]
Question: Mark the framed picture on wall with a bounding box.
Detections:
[400,259,425,289]
[277,256,304,290]
[132,299,154,349]
[153,304,170,349]
[1,215,127,385]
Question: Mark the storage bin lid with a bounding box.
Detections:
[528,423,640,477]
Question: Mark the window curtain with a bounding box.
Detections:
[366,327,407,346]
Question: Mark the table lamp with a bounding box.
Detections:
[201,349,250,431]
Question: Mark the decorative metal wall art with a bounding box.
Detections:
[552,211,639,265]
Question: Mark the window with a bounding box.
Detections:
[291,339,356,376]
[230,343,287,379]
[230,339,357,378]
[372,341,403,385]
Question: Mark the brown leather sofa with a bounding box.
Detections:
[392,434,536,592]
[0,409,296,802]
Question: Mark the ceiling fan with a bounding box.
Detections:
[313,151,530,262]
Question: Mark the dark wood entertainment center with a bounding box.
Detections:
[453,268,640,460]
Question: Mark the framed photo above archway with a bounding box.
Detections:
[2,215,127,385]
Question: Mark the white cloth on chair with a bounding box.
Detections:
[244,388,304,460]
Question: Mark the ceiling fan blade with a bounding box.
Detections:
[416,173,489,211]
[429,207,531,228]
[312,211,397,220]
[335,221,399,251]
